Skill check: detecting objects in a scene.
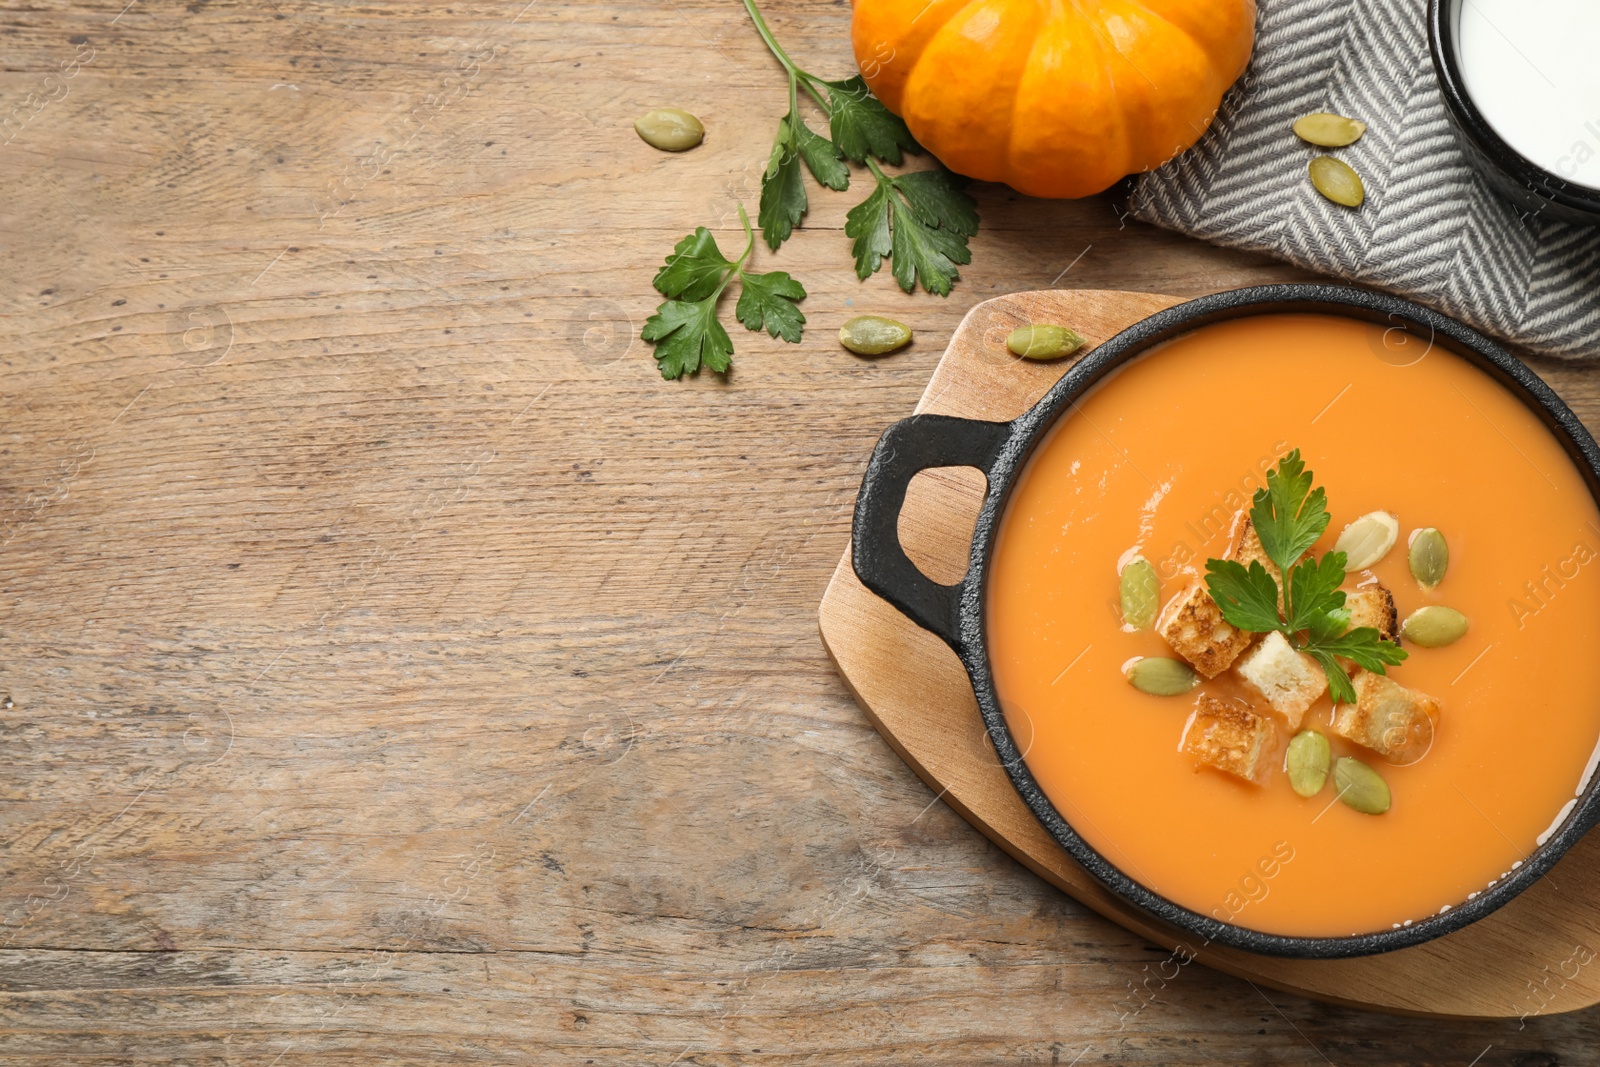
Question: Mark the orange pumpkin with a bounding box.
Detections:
[851,0,1257,199]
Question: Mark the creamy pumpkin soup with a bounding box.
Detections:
[987,313,1600,937]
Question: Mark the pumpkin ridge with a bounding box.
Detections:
[1120,0,1227,159]
[1072,2,1138,183]
[1087,0,1213,174]
[913,0,1043,184]
[1129,0,1256,80]
[1004,0,1074,181]
[1122,0,1209,92]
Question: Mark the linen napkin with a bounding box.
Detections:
[1129,0,1600,359]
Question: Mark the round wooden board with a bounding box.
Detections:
[817,288,1600,1019]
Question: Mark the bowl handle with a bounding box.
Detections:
[851,414,1015,651]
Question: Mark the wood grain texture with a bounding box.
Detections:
[819,287,1600,1020]
[1,0,1597,1062]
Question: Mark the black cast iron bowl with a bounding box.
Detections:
[850,283,1600,958]
[1428,0,1600,226]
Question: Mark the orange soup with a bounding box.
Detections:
[987,313,1600,937]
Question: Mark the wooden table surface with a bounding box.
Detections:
[2,2,1596,1063]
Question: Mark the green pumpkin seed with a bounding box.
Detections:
[1334,510,1399,570]
[1293,112,1368,148]
[1309,155,1366,208]
[1334,756,1391,815]
[634,108,705,152]
[1119,557,1159,631]
[1007,324,1086,361]
[1286,730,1331,798]
[1401,605,1469,647]
[839,315,912,356]
[1408,527,1449,589]
[1124,657,1200,697]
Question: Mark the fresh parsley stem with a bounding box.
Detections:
[787,61,800,140]
[741,0,833,112]
[799,76,833,111]
[702,204,755,307]
[740,0,796,74]
[863,156,908,202]
[734,204,755,273]
[1283,566,1295,637]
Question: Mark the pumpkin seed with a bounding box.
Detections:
[634,108,705,152]
[1408,527,1449,588]
[1401,605,1469,647]
[839,315,912,356]
[1309,156,1366,207]
[1286,730,1331,798]
[1334,756,1391,815]
[1119,557,1159,631]
[1293,112,1368,148]
[1334,510,1399,570]
[1124,657,1200,697]
[1007,324,1086,361]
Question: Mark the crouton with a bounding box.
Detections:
[1155,579,1255,678]
[1235,630,1328,729]
[1344,584,1399,643]
[1331,671,1439,763]
[1225,513,1283,611]
[1182,694,1275,783]
[1336,583,1400,673]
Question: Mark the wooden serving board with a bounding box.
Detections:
[818,289,1600,1018]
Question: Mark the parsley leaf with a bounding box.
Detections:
[1305,605,1351,646]
[794,115,850,190]
[1307,633,1407,706]
[642,298,735,379]
[1204,559,1285,635]
[846,160,977,296]
[1306,649,1360,706]
[819,75,918,165]
[845,180,893,281]
[735,269,806,342]
[652,228,736,302]
[887,192,972,296]
[642,206,806,379]
[759,118,809,251]
[895,168,980,240]
[1312,628,1408,673]
[759,110,851,252]
[1250,449,1331,578]
[1285,552,1347,633]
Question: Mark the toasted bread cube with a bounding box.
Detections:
[1156,579,1254,678]
[1332,671,1439,762]
[1338,583,1400,672]
[1225,513,1283,611]
[1182,694,1275,783]
[1235,630,1328,729]
[1344,584,1399,643]
[1225,512,1277,575]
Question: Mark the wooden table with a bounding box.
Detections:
[1,1,1594,1062]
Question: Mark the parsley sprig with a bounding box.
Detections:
[741,0,976,289]
[1203,450,1406,703]
[640,0,981,380]
[642,206,806,380]
[742,0,918,250]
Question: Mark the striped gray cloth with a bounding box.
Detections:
[1129,0,1600,359]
